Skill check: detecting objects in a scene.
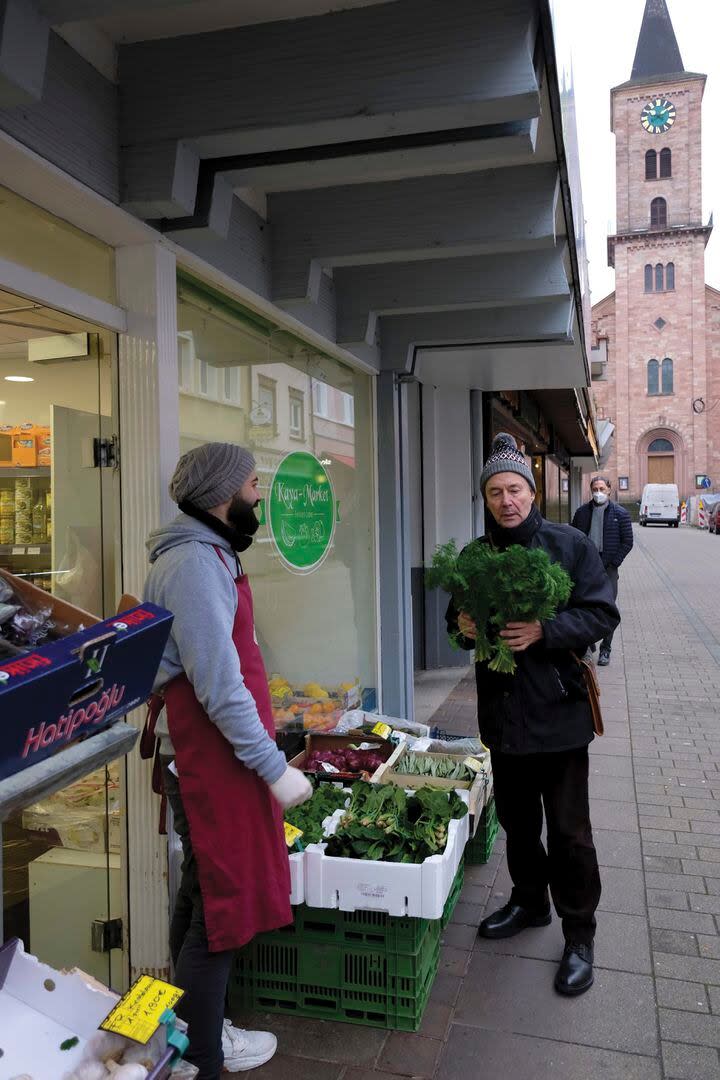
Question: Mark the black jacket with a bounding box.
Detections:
[571,500,634,569]
[446,515,620,755]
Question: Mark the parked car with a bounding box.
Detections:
[709,502,720,533]
[639,483,680,527]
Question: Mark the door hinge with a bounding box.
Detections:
[91,917,123,953]
[93,435,120,468]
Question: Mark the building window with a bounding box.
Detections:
[313,380,330,418]
[645,149,657,180]
[199,359,209,395]
[659,147,672,178]
[644,264,654,292]
[651,197,667,228]
[257,375,277,432]
[648,438,673,452]
[666,262,675,290]
[661,357,674,394]
[655,263,664,291]
[339,390,355,427]
[647,358,659,395]
[289,389,305,439]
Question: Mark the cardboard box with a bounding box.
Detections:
[288,733,393,779]
[0,570,173,782]
[11,424,38,467]
[373,744,491,821]
[0,938,198,1079]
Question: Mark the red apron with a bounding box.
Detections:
[163,546,291,952]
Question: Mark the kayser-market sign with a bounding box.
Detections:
[267,451,336,574]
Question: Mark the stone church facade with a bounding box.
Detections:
[591,0,720,505]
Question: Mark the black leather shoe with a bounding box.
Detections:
[478,902,552,939]
[598,649,610,666]
[554,942,594,996]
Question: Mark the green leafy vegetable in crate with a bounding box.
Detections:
[285,783,348,845]
[425,539,572,673]
[325,782,467,864]
[397,752,474,781]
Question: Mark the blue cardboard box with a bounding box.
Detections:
[0,600,173,782]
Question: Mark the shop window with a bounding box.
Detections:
[661,357,674,394]
[647,358,659,395]
[644,264,654,292]
[659,147,672,178]
[655,263,664,291]
[645,149,657,180]
[651,197,667,228]
[289,389,305,439]
[666,262,675,290]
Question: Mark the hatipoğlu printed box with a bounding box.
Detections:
[0,603,173,782]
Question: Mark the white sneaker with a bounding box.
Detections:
[221,1019,277,1072]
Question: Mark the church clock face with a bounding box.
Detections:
[641,97,676,135]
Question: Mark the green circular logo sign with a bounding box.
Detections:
[268,451,336,573]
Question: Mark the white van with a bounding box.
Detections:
[639,483,680,527]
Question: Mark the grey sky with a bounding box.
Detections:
[563,0,720,303]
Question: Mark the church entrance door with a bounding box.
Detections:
[648,454,675,483]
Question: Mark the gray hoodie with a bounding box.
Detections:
[143,513,287,785]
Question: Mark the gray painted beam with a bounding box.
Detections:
[39,0,194,18]
[121,138,198,219]
[271,164,559,302]
[0,0,49,107]
[335,249,570,345]
[119,0,539,153]
[379,300,575,373]
[223,123,538,193]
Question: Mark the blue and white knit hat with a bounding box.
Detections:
[480,433,536,494]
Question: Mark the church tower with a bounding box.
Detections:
[592,0,714,500]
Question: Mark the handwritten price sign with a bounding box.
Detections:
[101,975,184,1044]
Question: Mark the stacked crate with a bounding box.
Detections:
[464,797,498,865]
[228,863,464,1031]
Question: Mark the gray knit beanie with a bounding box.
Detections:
[480,433,536,494]
[169,442,256,510]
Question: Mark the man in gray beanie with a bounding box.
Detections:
[143,443,311,1079]
[446,433,619,998]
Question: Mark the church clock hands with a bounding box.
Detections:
[641,98,676,135]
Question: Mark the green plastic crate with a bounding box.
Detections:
[465,798,498,865]
[441,861,465,930]
[229,928,440,1031]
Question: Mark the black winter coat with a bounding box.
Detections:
[571,500,634,569]
[446,515,620,755]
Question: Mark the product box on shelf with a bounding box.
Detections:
[303,791,470,919]
[0,569,173,782]
[373,743,491,822]
[11,423,39,467]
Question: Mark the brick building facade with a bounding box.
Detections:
[591,0,718,504]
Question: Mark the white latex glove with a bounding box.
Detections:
[269,765,313,809]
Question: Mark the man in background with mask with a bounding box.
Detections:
[143,443,312,1079]
[571,476,633,666]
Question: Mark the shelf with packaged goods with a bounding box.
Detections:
[0,544,51,558]
[0,467,51,479]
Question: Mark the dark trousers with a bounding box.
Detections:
[490,747,601,947]
[162,758,233,1080]
[601,565,619,653]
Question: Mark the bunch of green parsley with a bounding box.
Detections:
[425,540,573,673]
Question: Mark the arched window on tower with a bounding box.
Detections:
[655,263,664,291]
[647,359,659,395]
[660,148,672,178]
[648,438,674,452]
[644,264,654,292]
[645,149,657,180]
[662,357,674,394]
[666,262,675,290]
[651,197,667,228]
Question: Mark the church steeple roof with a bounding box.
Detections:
[631,0,685,80]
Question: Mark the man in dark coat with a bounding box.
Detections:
[571,476,633,666]
[446,434,619,997]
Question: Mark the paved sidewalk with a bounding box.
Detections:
[234,524,720,1079]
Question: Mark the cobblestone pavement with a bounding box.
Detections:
[234,524,720,1079]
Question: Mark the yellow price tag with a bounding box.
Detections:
[100,975,184,1045]
[284,822,304,847]
[463,756,485,774]
[371,721,392,740]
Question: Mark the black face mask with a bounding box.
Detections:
[179,496,259,553]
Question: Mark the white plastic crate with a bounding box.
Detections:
[303,794,470,919]
[289,850,304,905]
